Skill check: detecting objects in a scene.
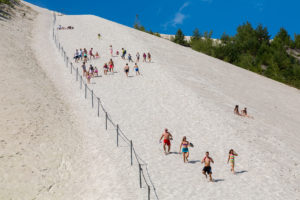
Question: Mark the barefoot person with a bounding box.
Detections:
[136,52,140,62]
[234,105,241,115]
[133,63,140,76]
[179,136,190,163]
[124,63,129,77]
[227,149,238,174]
[241,107,253,118]
[201,152,214,182]
[159,128,173,154]
[81,62,87,77]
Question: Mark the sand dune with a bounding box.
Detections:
[1,1,299,199]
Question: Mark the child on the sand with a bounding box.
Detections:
[94,67,98,77]
[136,52,140,62]
[124,63,129,77]
[95,52,100,59]
[227,149,238,174]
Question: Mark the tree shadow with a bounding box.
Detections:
[188,160,201,164]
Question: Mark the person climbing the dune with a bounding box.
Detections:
[201,151,214,182]
[136,52,140,62]
[227,149,238,174]
[124,63,129,77]
[133,63,140,76]
[98,33,101,40]
[241,107,254,118]
[234,105,241,116]
[159,128,173,155]
[179,136,190,163]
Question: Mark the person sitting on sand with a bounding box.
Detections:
[159,128,173,154]
[179,136,190,163]
[103,63,108,75]
[227,149,238,174]
[95,51,100,59]
[234,105,241,115]
[201,151,214,182]
[133,63,140,76]
[124,63,129,77]
[240,107,253,118]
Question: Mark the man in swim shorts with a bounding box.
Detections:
[159,128,173,154]
[201,151,214,181]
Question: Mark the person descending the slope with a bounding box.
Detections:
[179,136,190,163]
[81,62,87,77]
[159,128,173,155]
[227,149,238,174]
[124,63,129,77]
[133,63,140,76]
[143,53,147,62]
[108,59,114,73]
[201,151,214,182]
[128,54,133,62]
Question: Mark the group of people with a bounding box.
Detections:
[81,62,99,83]
[57,25,74,30]
[159,128,238,182]
[74,48,100,63]
[117,47,151,63]
[234,105,253,118]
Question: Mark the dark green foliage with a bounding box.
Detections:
[173,29,189,46]
[171,22,300,89]
[133,22,160,38]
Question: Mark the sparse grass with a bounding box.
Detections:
[0,0,12,5]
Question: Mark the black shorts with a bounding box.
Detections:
[125,69,129,73]
[203,166,212,174]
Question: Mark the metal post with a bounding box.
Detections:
[148,186,150,200]
[139,164,142,188]
[91,90,94,108]
[80,75,82,89]
[130,140,133,166]
[105,112,108,130]
[116,124,119,147]
[76,68,78,81]
[97,98,100,117]
[85,83,87,99]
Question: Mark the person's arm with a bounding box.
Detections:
[179,142,182,153]
[169,133,173,140]
[201,157,205,164]
[234,152,238,156]
[227,155,230,163]
[211,157,214,164]
[159,134,164,142]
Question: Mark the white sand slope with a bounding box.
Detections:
[2,1,300,199]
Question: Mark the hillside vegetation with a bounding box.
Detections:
[171,23,300,89]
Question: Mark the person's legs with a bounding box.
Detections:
[209,173,213,181]
[202,171,207,179]
[183,152,186,162]
[186,152,189,162]
[167,144,171,153]
[163,143,166,153]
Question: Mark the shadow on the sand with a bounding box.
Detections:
[168,152,179,155]
[213,179,225,182]
[235,170,248,174]
[188,160,201,164]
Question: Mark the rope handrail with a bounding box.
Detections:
[52,12,158,200]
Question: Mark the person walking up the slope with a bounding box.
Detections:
[234,105,241,116]
[227,149,238,174]
[143,53,147,62]
[110,45,113,57]
[201,151,214,182]
[124,63,129,77]
[133,63,140,76]
[128,54,133,62]
[89,48,95,60]
[98,33,101,40]
[81,62,87,77]
[147,52,151,62]
[136,52,140,62]
[179,136,190,163]
[108,59,114,73]
[159,128,173,155]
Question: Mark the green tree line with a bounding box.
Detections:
[172,23,300,89]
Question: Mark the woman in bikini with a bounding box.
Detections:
[227,149,238,174]
[179,136,190,163]
[108,59,114,73]
[94,66,98,77]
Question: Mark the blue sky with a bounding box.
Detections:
[26,0,299,39]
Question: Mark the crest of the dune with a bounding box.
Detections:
[1,1,299,199]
